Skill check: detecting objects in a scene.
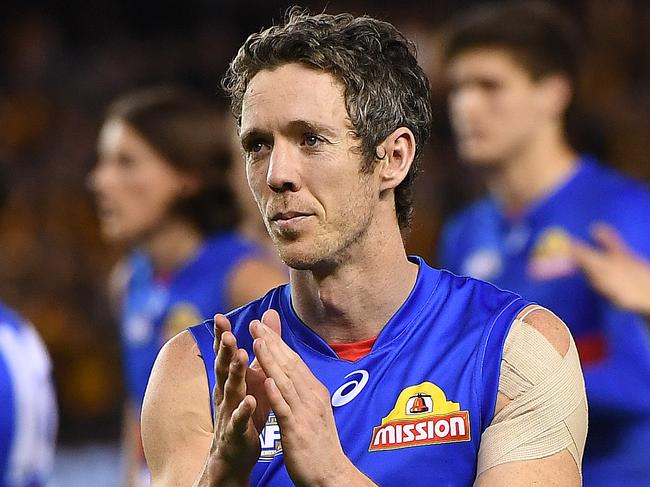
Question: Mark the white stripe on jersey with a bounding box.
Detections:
[0,321,57,486]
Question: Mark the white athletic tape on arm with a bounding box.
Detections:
[477,317,587,476]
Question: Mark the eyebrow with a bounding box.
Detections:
[240,128,271,149]
[287,119,339,138]
[240,119,340,146]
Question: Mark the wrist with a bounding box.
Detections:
[320,457,376,487]
[202,457,251,487]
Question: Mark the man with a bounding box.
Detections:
[0,304,57,487]
[439,2,650,485]
[142,10,586,486]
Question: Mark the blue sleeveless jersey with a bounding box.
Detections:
[190,256,528,486]
[0,303,57,487]
[440,157,650,485]
[123,231,262,407]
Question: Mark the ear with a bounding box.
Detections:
[537,73,573,119]
[376,127,417,192]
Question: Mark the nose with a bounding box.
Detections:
[87,160,112,194]
[266,141,300,193]
[449,85,484,122]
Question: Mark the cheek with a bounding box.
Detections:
[124,172,183,221]
[246,165,268,203]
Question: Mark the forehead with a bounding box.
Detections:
[447,48,532,82]
[240,63,348,134]
[98,119,129,151]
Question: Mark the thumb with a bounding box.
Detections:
[592,223,628,254]
[261,308,282,336]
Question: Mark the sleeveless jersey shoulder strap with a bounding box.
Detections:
[188,321,216,418]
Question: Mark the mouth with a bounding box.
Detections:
[268,210,315,233]
[270,210,313,221]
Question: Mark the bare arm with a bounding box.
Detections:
[573,224,650,319]
[228,258,287,309]
[475,306,587,486]
[141,331,214,486]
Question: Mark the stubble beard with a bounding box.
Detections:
[268,183,376,272]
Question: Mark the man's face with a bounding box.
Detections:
[239,63,377,270]
[446,48,549,166]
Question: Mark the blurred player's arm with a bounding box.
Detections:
[475,306,587,486]
[573,224,650,320]
[228,258,287,309]
[106,259,146,487]
[141,331,214,486]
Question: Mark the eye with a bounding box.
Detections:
[251,141,265,153]
[244,138,269,156]
[302,133,324,148]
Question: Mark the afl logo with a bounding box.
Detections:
[332,370,369,407]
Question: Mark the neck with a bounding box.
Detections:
[289,211,418,343]
[141,220,204,275]
[486,125,578,214]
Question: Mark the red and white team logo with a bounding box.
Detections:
[369,382,470,451]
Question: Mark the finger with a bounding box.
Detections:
[264,378,294,426]
[230,395,257,438]
[223,348,250,411]
[213,314,232,352]
[592,223,628,254]
[216,331,238,398]
[261,308,282,336]
[572,240,602,269]
[253,337,302,407]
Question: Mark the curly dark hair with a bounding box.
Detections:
[222,9,432,231]
[105,86,239,235]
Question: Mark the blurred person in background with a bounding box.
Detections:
[0,167,58,487]
[439,1,650,485]
[0,305,58,487]
[88,86,287,487]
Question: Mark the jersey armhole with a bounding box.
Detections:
[477,297,529,432]
[188,321,216,420]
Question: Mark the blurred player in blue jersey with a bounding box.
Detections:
[89,87,286,487]
[0,305,57,487]
[0,169,58,487]
[439,2,650,485]
[140,10,587,486]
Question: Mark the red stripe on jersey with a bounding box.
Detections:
[575,332,607,365]
[329,336,377,362]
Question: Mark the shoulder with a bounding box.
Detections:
[514,306,571,357]
[438,268,523,312]
[0,302,26,332]
[582,162,650,251]
[143,331,208,415]
[142,331,213,483]
[443,197,495,234]
[228,257,287,299]
[584,161,650,209]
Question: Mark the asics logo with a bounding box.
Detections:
[331,370,369,407]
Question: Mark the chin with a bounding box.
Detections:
[275,238,336,271]
[276,247,320,270]
[458,147,502,166]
